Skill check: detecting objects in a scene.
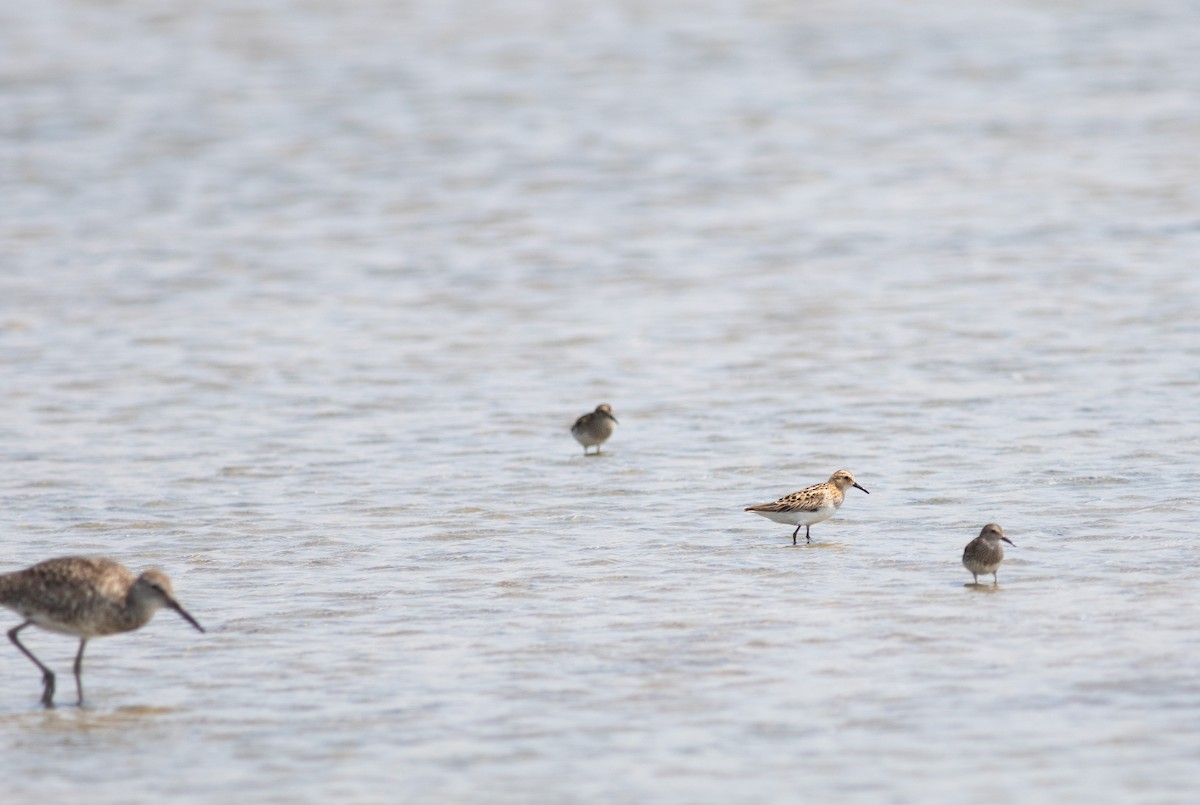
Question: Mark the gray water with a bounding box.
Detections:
[2,0,1199,802]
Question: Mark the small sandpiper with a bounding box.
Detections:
[571,403,618,455]
[0,556,205,707]
[962,523,1014,585]
[745,469,869,544]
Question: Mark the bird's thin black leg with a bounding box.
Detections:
[73,639,88,705]
[9,623,56,708]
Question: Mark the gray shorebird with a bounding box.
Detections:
[745,469,869,545]
[571,404,618,455]
[962,523,1014,585]
[0,556,205,707]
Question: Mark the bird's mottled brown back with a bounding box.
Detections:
[0,557,138,636]
[748,480,843,513]
[571,404,617,447]
[962,537,1004,567]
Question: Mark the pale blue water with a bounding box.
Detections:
[2,1,1199,802]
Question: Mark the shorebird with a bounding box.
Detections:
[571,404,618,455]
[962,523,1014,584]
[745,469,869,544]
[0,556,205,707]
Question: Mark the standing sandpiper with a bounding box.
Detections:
[0,556,205,707]
[745,469,869,545]
[962,523,1014,585]
[571,404,618,455]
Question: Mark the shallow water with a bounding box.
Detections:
[2,0,1199,802]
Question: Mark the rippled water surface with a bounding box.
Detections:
[2,1,1199,802]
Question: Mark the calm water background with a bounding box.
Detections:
[2,0,1199,802]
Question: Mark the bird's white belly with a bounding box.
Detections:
[962,557,1001,574]
[572,429,600,447]
[752,504,836,527]
[27,613,89,637]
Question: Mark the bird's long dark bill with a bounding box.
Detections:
[606,413,619,423]
[854,483,870,494]
[1001,537,1015,546]
[170,601,206,633]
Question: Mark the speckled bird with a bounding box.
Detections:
[571,403,618,455]
[0,556,205,707]
[962,523,1014,584]
[745,469,869,545]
